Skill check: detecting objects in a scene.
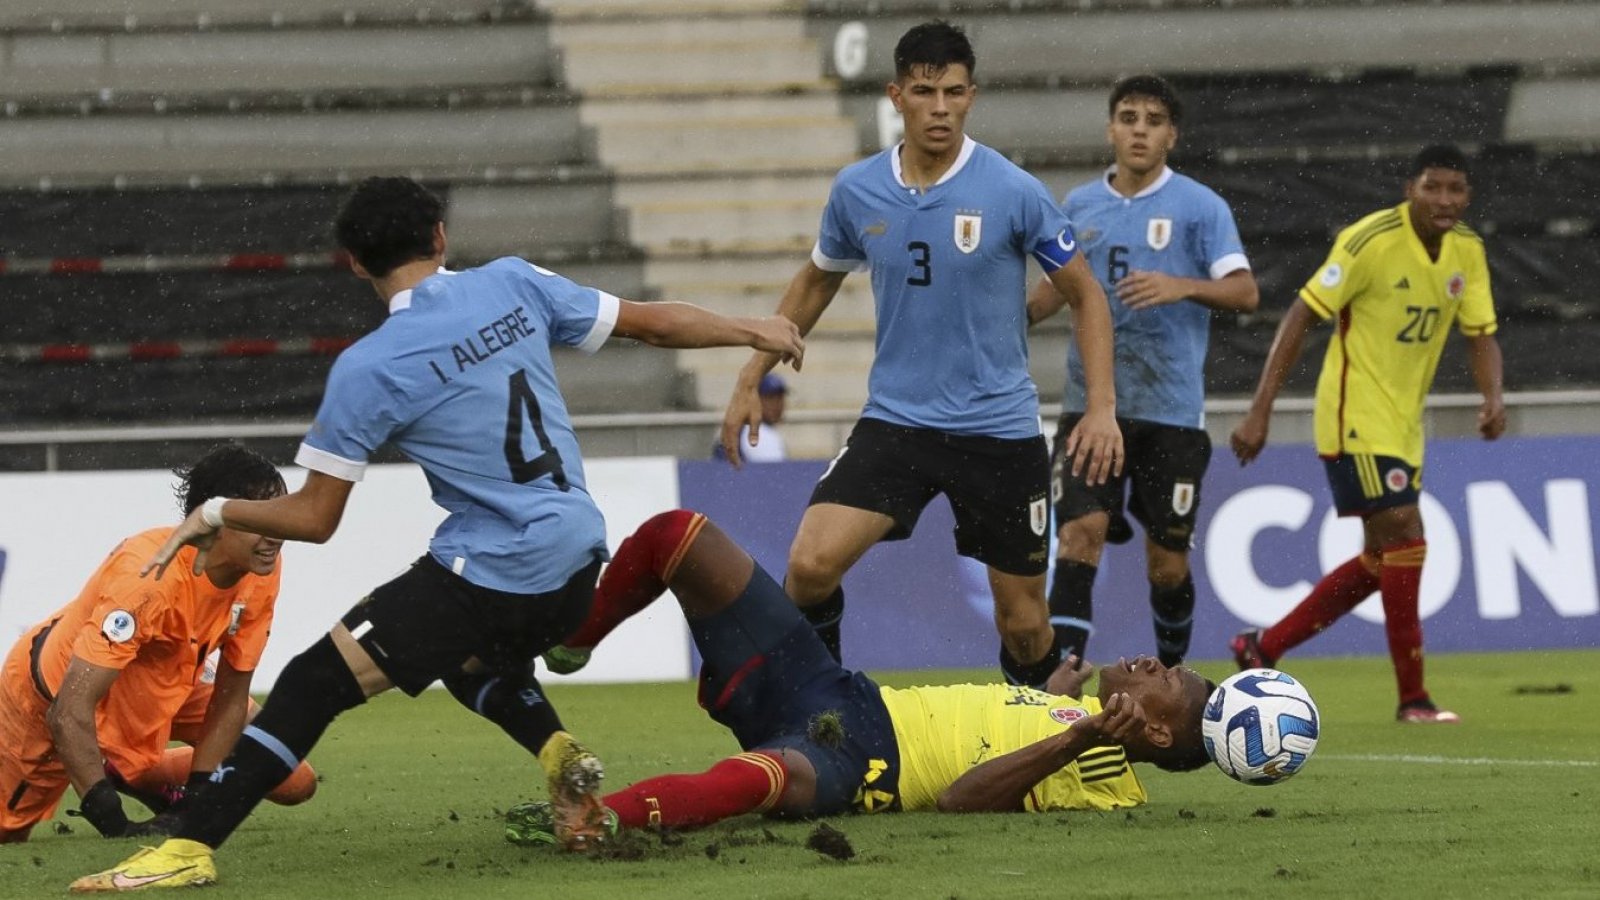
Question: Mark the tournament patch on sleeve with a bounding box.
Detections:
[101,608,137,643]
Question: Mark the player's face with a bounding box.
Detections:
[1106,96,1176,177]
[889,63,975,159]
[1097,655,1207,732]
[1406,166,1472,241]
[212,527,284,578]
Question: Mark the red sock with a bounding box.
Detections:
[1261,552,1381,661]
[565,510,706,650]
[1379,539,1429,705]
[604,752,787,830]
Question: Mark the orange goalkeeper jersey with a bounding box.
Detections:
[19,527,279,773]
[1299,202,1498,466]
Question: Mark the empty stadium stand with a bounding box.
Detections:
[2,0,1597,467]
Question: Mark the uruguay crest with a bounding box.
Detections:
[1172,480,1195,516]
[954,211,982,254]
[1030,497,1048,536]
[1147,217,1173,250]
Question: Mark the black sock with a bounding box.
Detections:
[443,666,564,756]
[799,586,845,663]
[179,635,365,849]
[1048,561,1097,659]
[1000,639,1063,690]
[1151,575,1196,667]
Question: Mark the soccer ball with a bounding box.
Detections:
[1201,668,1320,785]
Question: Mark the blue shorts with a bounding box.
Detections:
[1323,453,1421,517]
[690,565,900,815]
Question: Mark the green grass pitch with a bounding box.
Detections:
[7,650,1596,899]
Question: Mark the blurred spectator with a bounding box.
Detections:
[716,374,788,463]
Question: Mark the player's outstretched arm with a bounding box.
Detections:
[613,299,805,364]
[143,472,355,578]
[719,262,846,467]
[1231,298,1319,465]
[1467,333,1506,440]
[935,693,1145,813]
[47,658,140,836]
[1045,255,1123,486]
[189,660,254,776]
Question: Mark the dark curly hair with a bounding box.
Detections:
[334,176,445,278]
[173,443,286,516]
[1109,74,1184,125]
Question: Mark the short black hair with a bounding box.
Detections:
[1152,675,1216,773]
[1109,75,1183,125]
[174,443,286,516]
[1411,144,1471,182]
[893,21,976,80]
[334,176,445,278]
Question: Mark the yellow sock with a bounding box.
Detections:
[537,731,575,778]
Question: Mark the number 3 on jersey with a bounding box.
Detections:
[504,370,569,489]
[907,241,932,286]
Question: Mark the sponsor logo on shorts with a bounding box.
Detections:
[101,609,136,643]
[1386,468,1410,492]
[1050,706,1088,725]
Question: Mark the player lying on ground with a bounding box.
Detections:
[510,510,1214,839]
[0,444,315,844]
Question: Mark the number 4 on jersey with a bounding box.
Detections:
[504,370,569,489]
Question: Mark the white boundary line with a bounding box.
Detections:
[1322,753,1598,768]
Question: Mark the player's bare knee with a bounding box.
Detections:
[770,749,817,816]
[784,549,843,606]
[1146,546,1191,589]
[1058,513,1109,562]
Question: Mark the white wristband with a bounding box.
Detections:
[199,497,229,529]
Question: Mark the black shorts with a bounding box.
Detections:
[339,554,601,696]
[1051,415,1212,552]
[691,564,900,816]
[1323,453,1421,517]
[810,417,1051,576]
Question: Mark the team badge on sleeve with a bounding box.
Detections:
[1147,217,1173,251]
[101,609,136,643]
[953,211,982,254]
[1320,264,1343,288]
[228,601,247,636]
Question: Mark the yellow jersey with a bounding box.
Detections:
[878,683,1146,813]
[1299,202,1497,465]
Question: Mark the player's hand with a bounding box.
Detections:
[1117,270,1187,310]
[1230,410,1270,465]
[746,317,805,371]
[1478,397,1507,440]
[1045,654,1096,700]
[1083,691,1147,747]
[140,505,221,579]
[1065,407,1123,486]
[719,376,765,470]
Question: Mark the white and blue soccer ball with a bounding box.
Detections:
[1201,669,1320,786]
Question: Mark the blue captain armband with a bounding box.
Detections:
[1030,226,1080,272]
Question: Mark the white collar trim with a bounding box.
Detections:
[385,266,454,315]
[1101,165,1174,200]
[892,135,978,189]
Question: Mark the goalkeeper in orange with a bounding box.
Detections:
[0,444,316,843]
[506,509,1214,842]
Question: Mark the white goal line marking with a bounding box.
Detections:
[1322,753,1598,768]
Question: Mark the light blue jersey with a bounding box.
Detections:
[295,258,616,593]
[1061,167,1249,429]
[812,136,1077,439]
